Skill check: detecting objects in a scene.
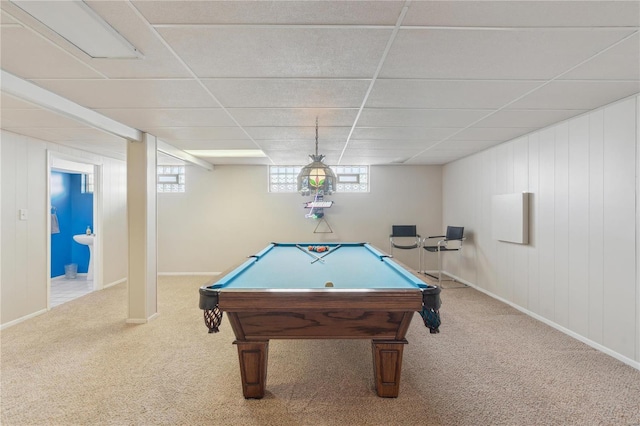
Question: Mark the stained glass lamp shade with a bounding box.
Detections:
[297,154,336,196]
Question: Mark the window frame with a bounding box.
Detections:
[268,165,369,193]
[157,165,186,193]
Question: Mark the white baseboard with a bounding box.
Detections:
[0,308,48,330]
[442,270,640,372]
[104,278,126,289]
[125,312,159,324]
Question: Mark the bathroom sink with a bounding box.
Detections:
[73,234,94,245]
[73,234,95,280]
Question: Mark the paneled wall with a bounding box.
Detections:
[157,165,442,274]
[442,96,639,366]
[1,130,128,326]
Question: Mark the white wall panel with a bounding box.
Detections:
[1,130,128,326]
[568,115,590,337]
[1,136,19,321]
[442,156,476,281]
[442,95,639,367]
[602,98,637,359]
[538,127,556,321]
[554,123,570,328]
[528,133,540,314]
[588,109,605,345]
[513,137,530,307]
[27,141,47,311]
[497,144,512,300]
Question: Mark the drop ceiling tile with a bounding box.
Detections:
[339,155,416,165]
[260,139,345,151]
[167,140,258,151]
[450,127,535,141]
[203,79,370,108]
[158,26,391,78]
[0,27,102,79]
[267,149,342,165]
[157,152,186,165]
[474,109,587,128]
[342,148,424,158]
[95,108,236,129]
[228,108,358,127]
[405,152,470,165]
[559,33,640,81]
[265,152,309,164]
[507,81,640,110]
[380,28,636,79]
[367,79,540,109]
[147,126,248,141]
[31,79,219,108]
[246,126,350,141]
[202,157,272,166]
[403,1,640,27]
[134,1,403,25]
[435,140,505,151]
[351,127,459,141]
[348,139,436,150]
[358,108,490,127]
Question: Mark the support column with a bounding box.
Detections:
[126,133,157,323]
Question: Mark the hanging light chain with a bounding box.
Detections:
[315,116,319,157]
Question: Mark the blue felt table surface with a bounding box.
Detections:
[210,243,426,290]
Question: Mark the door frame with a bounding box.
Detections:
[46,150,103,308]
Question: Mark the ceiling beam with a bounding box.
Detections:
[157,140,214,171]
[1,69,142,142]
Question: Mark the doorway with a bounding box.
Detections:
[47,151,102,308]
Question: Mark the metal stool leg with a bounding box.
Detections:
[437,248,442,283]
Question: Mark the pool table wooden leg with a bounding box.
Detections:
[372,339,408,398]
[234,340,269,399]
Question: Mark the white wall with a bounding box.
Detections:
[0,130,128,326]
[158,165,442,273]
[442,96,639,367]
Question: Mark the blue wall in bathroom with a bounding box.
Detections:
[50,172,93,278]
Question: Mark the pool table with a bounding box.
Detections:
[199,242,441,398]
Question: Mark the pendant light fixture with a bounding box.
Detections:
[297,118,336,196]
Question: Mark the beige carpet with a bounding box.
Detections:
[1,276,639,426]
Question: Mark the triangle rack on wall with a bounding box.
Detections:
[313,217,333,234]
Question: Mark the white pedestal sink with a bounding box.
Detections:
[73,234,94,280]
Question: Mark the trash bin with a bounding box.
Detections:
[64,263,78,279]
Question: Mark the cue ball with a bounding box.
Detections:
[325,281,334,287]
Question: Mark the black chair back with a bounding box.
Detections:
[446,226,464,240]
[392,225,418,237]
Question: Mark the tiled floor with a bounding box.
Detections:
[50,276,94,308]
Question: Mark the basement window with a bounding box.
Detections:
[81,173,94,194]
[157,166,185,193]
[269,165,369,193]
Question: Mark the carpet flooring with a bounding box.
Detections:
[1,276,639,425]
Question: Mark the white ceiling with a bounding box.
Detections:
[1,0,639,166]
